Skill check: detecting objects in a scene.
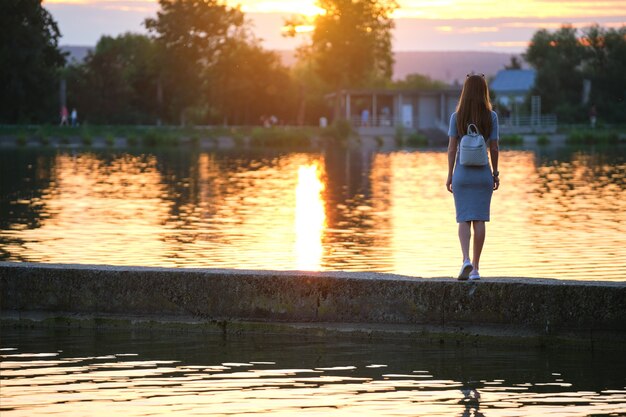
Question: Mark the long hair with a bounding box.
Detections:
[455,74,493,138]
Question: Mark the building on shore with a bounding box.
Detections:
[490,69,536,109]
[490,69,556,133]
[329,70,556,137]
[326,88,462,138]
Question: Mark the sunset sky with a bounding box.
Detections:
[45,0,626,52]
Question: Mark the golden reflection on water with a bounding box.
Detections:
[177,152,325,270]
[3,153,174,264]
[1,148,625,280]
[490,150,626,279]
[372,152,458,276]
[295,163,326,271]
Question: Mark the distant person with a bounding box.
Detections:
[70,108,78,127]
[589,105,597,129]
[59,106,68,126]
[446,74,500,281]
[361,108,369,126]
[501,106,511,123]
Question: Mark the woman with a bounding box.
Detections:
[446,74,500,281]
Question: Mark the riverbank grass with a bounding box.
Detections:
[1,125,337,149]
[567,129,620,144]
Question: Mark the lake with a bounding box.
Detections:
[1,144,625,280]
[1,326,625,416]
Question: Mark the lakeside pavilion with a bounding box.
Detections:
[325,87,462,137]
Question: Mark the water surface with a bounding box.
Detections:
[1,145,625,280]
[1,327,625,416]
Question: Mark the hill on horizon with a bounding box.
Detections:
[276,50,524,83]
[394,51,523,83]
[62,46,523,84]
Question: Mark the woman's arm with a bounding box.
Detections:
[490,139,500,190]
[446,136,457,193]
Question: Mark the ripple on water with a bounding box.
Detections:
[1,148,625,280]
[2,353,625,416]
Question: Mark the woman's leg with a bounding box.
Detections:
[472,221,486,271]
[458,221,471,262]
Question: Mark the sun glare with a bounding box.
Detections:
[281,24,315,34]
[295,163,326,271]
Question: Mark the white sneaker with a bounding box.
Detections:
[458,259,472,281]
[469,270,481,281]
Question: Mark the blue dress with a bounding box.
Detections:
[448,111,499,223]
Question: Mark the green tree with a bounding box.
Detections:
[524,25,587,122]
[504,56,522,70]
[393,73,448,90]
[290,57,331,126]
[525,24,626,123]
[0,0,66,123]
[288,0,398,118]
[67,33,159,124]
[580,25,626,123]
[210,38,296,125]
[145,0,246,124]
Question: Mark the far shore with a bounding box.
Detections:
[1,124,624,151]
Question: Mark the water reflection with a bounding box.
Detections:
[0,146,625,280]
[1,327,625,416]
[295,163,326,270]
[373,151,458,276]
[1,152,173,264]
[459,389,484,417]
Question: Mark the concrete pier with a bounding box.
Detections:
[1,262,625,348]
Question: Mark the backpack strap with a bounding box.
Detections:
[466,123,489,142]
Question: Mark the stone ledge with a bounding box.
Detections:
[1,310,612,350]
[1,262,625,348]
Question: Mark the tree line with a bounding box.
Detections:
[65,0,302,126]
[3,0,405,126]
[524,24,626,123]
[2,0,624,125]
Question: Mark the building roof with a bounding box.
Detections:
[490,70,536,93]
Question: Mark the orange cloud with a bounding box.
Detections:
[396,0,626,19]
[45,0,626,20]
[437,25,500,33]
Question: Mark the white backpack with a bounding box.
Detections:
[459,123,489,166]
